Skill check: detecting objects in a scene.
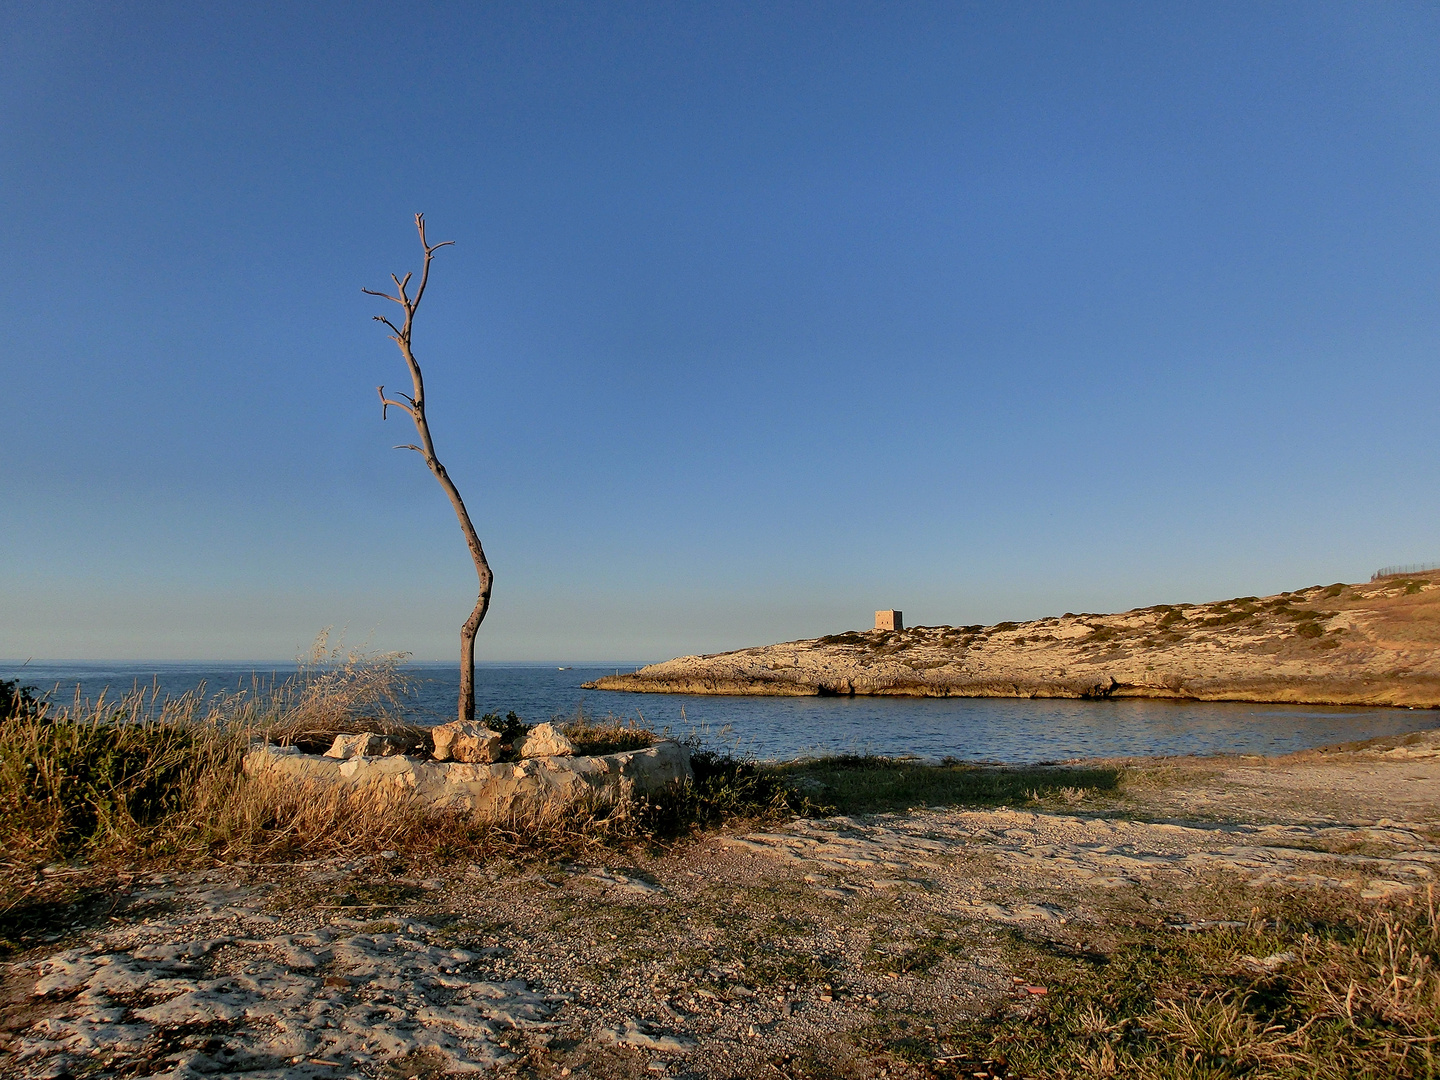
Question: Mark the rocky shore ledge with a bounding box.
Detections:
[586,576,1440,707]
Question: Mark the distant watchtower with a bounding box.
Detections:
[875,609,904,632]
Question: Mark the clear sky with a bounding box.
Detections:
[2,2,1438,662]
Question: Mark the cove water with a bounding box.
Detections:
[2,660,1432,764]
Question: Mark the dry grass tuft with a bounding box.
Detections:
[206,771,640,865]
[257,630,428,753]
[0,639,501,876]
[939,883,1440,1079]
[556,704,658,756]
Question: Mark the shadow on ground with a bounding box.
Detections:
[773,756,1124,815]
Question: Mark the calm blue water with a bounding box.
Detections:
[1,660,1433,764]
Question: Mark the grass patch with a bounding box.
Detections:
[769,755,1123,815]
[934,886,1440,1079]
[865,923,968,975]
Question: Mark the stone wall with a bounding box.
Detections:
[243,740,693,820]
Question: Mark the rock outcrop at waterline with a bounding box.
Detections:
[585,577,1440,708]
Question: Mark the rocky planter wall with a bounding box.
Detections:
[242,740,693,820]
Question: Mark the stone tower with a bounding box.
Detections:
[875,610,904,631]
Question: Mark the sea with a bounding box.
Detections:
[2,660,1433,764]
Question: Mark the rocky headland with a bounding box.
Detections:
[586,575,1440,707]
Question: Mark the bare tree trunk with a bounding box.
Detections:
[365,214,492,725]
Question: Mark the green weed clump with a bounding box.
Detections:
[557,706,657,756]
[635,748,815,839]
[1,678,39,718]
[0,706,245,863]
[770,755,1122,815]
[0,639,422,866]
[940,887,1440,1080]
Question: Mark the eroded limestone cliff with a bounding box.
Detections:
[585,577,1440,707]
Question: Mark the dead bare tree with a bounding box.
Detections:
[365,213,492,725]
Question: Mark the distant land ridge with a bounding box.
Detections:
[1374,562,1440,581]
[585,577,1440,708]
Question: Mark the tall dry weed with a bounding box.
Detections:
[0,636,697,888]
[260,629,424,752]
[0,635,423,872]
[209,772,631,864]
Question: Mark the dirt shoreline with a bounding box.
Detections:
[586,576,1440,708]
[4,729,1439,1079]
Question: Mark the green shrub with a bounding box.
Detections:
[0,678,39,719]
[1203,609,1256,626]
[0,711,244,861]
[636,750,811,838]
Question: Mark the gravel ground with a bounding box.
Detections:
[4,737,1438,1079]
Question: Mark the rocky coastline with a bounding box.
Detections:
[586,576,1440,708]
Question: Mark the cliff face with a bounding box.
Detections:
[585,577,1440,707]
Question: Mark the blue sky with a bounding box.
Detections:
[2,2,1438,662]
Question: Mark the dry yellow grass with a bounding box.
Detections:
[0,639,637,874]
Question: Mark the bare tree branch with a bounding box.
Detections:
[365,213,492,725]
[376,385,416,420]
[410,213,455,312]
[361,287,405,305]
[391,272,412,304]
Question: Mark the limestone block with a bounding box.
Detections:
[516,722,576,758]
[323,733,416,759]
[324,733,372,759]
[430,721,502,763]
